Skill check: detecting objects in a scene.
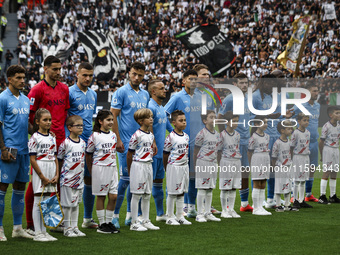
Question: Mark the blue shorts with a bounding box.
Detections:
[152,158,165,180]
[84,160,91,177]
[309,141,318,167]
[117,147,128,177]
[0,154,30,184]
[240,144,249,167]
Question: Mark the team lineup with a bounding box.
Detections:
[0,56,340,241]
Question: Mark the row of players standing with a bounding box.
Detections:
[0,57,334,240]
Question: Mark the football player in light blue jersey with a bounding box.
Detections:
[217,73,253,212]
[67,63,99,229]
[289,83,320,202]
[0,65,34,241]
[110,62,150,227]
[147,79,172,222]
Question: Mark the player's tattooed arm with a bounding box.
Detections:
[0,124,14,161]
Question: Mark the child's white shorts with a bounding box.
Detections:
[60,186,82,207]
[292,154,310,181]
[130,161,153,194]
[92,165,118,196]
[274,165,291,194]
[195,159,217,189]
[251,153,270,180]
[32,160,57,194]
[166,164,189,195]
[323,146,339,172]
[219,158,241,190]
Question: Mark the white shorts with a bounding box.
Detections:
[251,153,270,180]
[60,186,82,207]
[130,161,153,194]
[195,159,217,189]
[323,146,339,172]
[292,154,310,181]
[166,164,189,195]
[32,160,57,194]
[92,165,118,196]
[274,165,291,194]
[219,158,241,190]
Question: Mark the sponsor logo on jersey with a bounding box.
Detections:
[185,106,190,112]
[47,99,67,106]
[12,108,29,115]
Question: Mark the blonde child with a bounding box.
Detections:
[318,106,340,204]
[57,115,86,237]
[291,113,313,209]
[128,108,159,231]
[86,110,119,234]
[272,121,298,212]
[163,110,191,226]
[248,116,271,215]
[194,110,221,222]
[219,111,241,218]
[29,108,58,241]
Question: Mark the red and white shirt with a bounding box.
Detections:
[272,138,292,166]
[291,129,310,155]
[248,132,270,154]
[320,121,340,148]
[28,79,70,147]
[128,129,154,162]
[28,132,57,161]
[195,128,220,163]
[57,137,85,189]
[86,131,117,166]
[219,130,242,159]
[163,131,189,165]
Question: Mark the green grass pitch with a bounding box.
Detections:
[1,131,340,254]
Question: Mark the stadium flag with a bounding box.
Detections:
[277,16,311,76]
[175,24,236,76]
[78,30,120,81]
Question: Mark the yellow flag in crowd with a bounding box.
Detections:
[277,15,311,76]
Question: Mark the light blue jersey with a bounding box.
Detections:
[291,102,320,142]
[219,93,250,145]
[164,88,214,145]
[0,88,30,154]
[148,98,169,159]
[111,83,150,143]
[67,84,97,142]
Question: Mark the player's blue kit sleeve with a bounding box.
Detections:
[164,95,178,133]
[111,89,123,109]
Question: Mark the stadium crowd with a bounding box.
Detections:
[0,0,339,101]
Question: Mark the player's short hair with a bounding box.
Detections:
[250,115,267,136]
[277,120,292,134]
[78,62,94,71]
[130,61,145,71]
[44,55,61,67]
[193,64,209,73]
[201,110,215,123]
[66,115,83,129]
[33,108,51,133]
[171,110,185,122]
[233,73,248,79]
[183,69,198,79]
[134,108,152,125]
[148,79,162,94]
[327,106,340,118]
[297,112,309,121]
[224,111,239,121]
[6,65,26,78]
[93,109,113,132]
